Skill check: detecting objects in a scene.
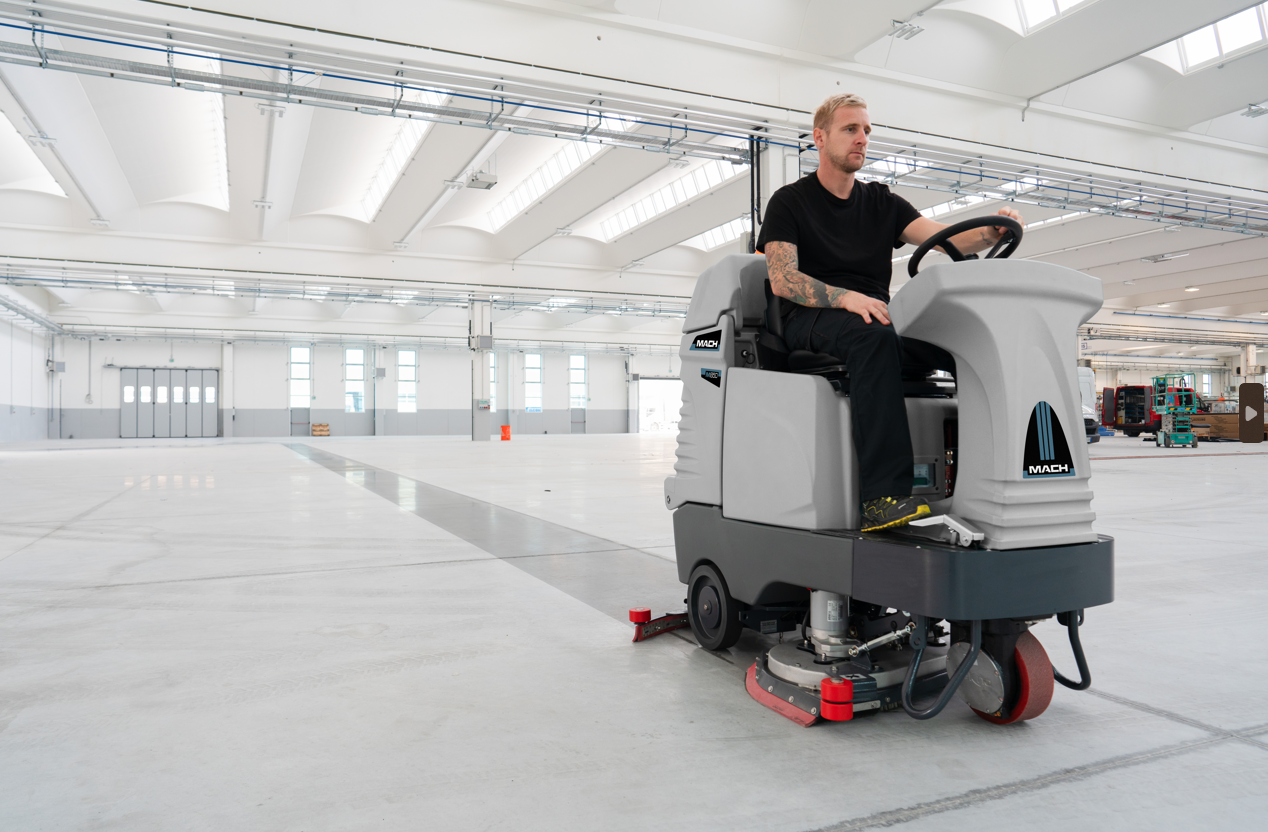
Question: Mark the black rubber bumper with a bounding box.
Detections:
[673,504,1113,620]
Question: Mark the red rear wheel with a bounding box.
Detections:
[975,630,1054,724]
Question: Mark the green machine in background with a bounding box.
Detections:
[1153,374,1198,448]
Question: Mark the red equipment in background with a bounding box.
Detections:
[1104,385,1161,437]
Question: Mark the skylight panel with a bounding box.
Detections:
[1142,4,1268,74]
[361,89,448,222]
[599,159,749,242]
[0,113,66,197]
[488,115,633,232]
[680,217,751,251]
[1015,0,1097,34]
[1181,27,1221,67]
[1217,7,1264,53]
[173,52,229,211]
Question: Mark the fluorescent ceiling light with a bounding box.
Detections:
[1141,252,1189,263]
[1244,104,1268,118]
[1184,286,1199,292]
[1156,303,1171,307]
[889,20,924,39]
[600,159,749,242]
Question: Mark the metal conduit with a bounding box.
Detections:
[2,1,1267,237]
[58,323,679,354]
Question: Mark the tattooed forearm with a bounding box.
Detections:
[764,242,850,309]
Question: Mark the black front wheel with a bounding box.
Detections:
[687,564,744,651]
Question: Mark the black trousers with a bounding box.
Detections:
[782,305,955,502]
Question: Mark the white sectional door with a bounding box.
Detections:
[170,370,187,438]
[154,369,171,438]
[186,370,203,437]
[201,370,218,437]
[121,369,138,438]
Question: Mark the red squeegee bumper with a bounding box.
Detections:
[745,663,819,727]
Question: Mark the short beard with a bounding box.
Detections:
[824,146,864,175]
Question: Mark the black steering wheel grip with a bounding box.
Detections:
[907,215,1024,278]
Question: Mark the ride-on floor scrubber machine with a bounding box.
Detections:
[665,217,1112,726]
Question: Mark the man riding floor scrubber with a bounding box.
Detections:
[664,217,1113,725]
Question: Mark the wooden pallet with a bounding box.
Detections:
[311,423,330,437]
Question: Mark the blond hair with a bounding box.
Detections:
[813,93,869,132]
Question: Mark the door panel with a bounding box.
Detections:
[170,370,187,438]
[186,370,203,437]
[137,369,155,438]
[120,369,138,438]
[202,370,219,437]
[570,407,586,435]
[291,408,311,437]
[154,369,171,438]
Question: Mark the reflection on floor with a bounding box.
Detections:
[0,433,1264,830]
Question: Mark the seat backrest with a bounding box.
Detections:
[764,280,785,339]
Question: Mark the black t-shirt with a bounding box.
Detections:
[756,174,921,304]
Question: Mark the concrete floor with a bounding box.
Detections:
[0,432,1265,830]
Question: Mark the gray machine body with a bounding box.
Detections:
[674,503,1114,621]
[889,259,1099,549]
[666,253,1100,551]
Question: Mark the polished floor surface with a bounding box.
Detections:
[0,433,1265,830]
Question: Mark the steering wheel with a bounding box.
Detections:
[907,215,1024,278]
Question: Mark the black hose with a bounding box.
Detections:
[1054,610,1091,690]
[901,618,981,720]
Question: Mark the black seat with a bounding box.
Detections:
[761,281,851,388]
[759,280,952,398]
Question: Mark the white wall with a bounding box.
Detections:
[39,336,638,439]
[0,322,51,442]
[631,353,680,378]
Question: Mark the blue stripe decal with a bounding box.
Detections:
[1036,402,1048,460]
[1044,402,1055,460]
[1042,402,1054,460]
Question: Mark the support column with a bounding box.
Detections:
[470,299,492,441]
[1242,345,1261,385]
[222,342,234,438]
[627,359,639,434]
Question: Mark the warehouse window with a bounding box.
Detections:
[398,350,417,413]
[290,347,310,408]
[190,386,200,404]
[140,385,151,404]
[525,354,542,412]
[123,385,135,403]
[173,385,184,404]
[1202,374,1212,395]
[156,386,167,404]
[570,355,586,408]
[346,348,365,413]
[489,352,497,412]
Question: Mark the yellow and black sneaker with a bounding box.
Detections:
[861,496,931,532]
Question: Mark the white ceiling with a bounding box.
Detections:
[0,0,1264,361]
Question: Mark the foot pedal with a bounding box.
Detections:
[909,514,984,547]
[630,608,688,642]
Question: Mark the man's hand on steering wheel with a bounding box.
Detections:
[985,207,1025,245]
